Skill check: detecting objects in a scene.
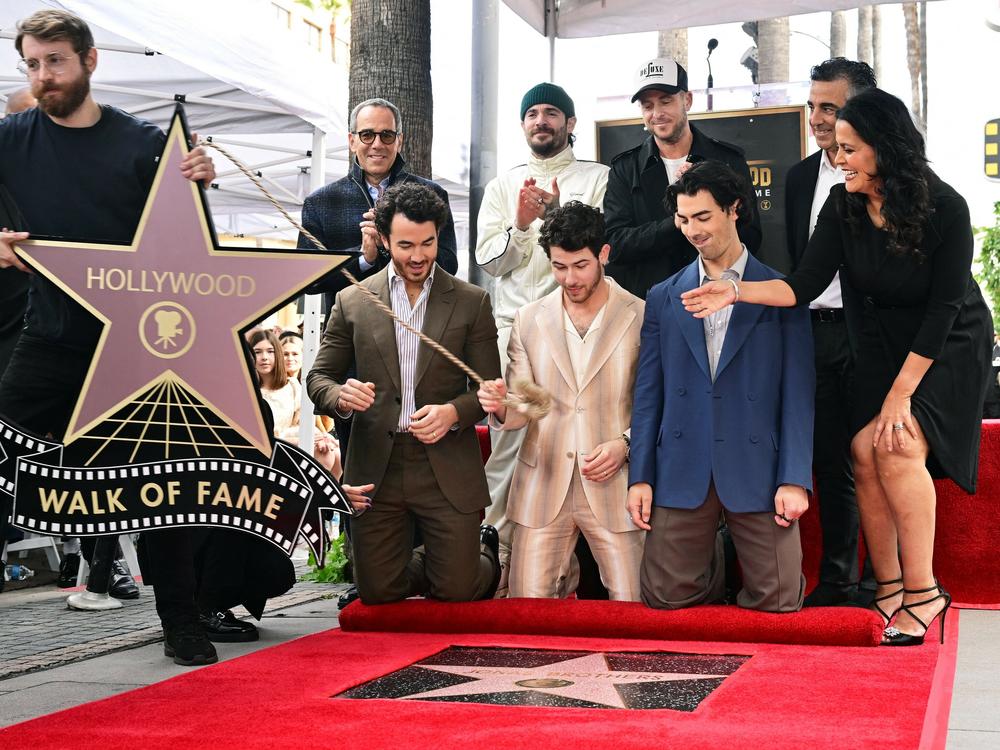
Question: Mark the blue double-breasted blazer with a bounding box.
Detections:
[628,253,815,513]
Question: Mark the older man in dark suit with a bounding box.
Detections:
[785,58,876,607]
[307,183,500,604]
[298,98,457,311]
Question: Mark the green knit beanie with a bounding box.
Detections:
[519,83,575,120]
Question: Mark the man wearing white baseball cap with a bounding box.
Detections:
[604,58,761,300]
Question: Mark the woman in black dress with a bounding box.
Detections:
[682,88,993,646]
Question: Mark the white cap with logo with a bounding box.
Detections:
[631,58,689,102]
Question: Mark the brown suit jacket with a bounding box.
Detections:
[500,279,643,532]
[306,267,500,513]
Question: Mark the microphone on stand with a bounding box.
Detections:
[707,38,719,111]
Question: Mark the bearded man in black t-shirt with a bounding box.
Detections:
[0,10,218,665]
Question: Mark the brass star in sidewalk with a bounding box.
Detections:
[14,111,346,457]
[406,652,729,709]
[337,646,750,711]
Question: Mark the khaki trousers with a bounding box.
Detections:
[640,482,805,612]
[352,434,495,605]
[509,471,644,601]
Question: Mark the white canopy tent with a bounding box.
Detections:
[503,0,915,38]
[0,0,352,240]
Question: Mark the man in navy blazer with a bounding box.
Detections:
[627,161,814,612]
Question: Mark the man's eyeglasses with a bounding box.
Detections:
[17,53,74,77]
[352,129,399,145]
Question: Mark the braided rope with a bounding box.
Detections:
[202,140,551,418]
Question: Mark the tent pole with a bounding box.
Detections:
[468,0,499,289]
[298,127,328,452]
[547,0,556,81]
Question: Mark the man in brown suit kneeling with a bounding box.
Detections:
[307,183,501,605]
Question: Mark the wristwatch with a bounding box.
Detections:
[620,433,630,462]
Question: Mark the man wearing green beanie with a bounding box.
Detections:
[476,82,609,597]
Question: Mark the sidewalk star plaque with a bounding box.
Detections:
[0,108,354,564]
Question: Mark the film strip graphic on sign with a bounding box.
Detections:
[0,416,352,567]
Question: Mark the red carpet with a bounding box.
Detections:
[341,597,885,647]
[0,615,959,750]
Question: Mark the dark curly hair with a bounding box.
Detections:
[810,57,877,96]
[538,201,605,259]
[664,160,752,222]
[836,88,930,259]
[374,182,449,238]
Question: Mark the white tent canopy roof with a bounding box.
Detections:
[0,0,347,134]
[503,0,914,38]
[0,0,354,237]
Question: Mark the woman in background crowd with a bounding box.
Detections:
[250,329,341,478]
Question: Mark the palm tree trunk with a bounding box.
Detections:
[857,6,873,66]
[756,17,789,105]
[872,5,883,83]
[349,0,434,178]
[757,17,789,83]
[903,2,923,126]
[830,11,847,58]
[657,29,688,70]
[919,1,928,131]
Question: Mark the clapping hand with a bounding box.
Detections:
[515,177,560,231]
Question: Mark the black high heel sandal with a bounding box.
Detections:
[871,577,903,625]
[882,583,952,647]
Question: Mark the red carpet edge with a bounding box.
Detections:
[340,597,886,647]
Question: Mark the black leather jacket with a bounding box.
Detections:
[604,125,762,299]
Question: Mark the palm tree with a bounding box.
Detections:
[903,1,928,132]
[657,29,688,69]
[858,6,874,67]
[753,17,789,105]
[349,0,434,177]
[830,10,847,57]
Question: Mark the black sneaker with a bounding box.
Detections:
[163,620,218,666]
[199,609,259,643]
[57,553,81,588]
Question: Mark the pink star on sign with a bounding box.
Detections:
[14,113,347,456]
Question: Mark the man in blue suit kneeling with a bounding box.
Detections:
[626,160,814,612]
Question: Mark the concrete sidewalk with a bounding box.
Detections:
[1,580,998,748]
[0,578,349,726]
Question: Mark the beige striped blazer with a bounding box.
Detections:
[499,279,643,533]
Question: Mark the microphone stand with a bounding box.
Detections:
[707,56,715,112]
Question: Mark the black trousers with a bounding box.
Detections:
[0,336,200,626]
[811,317,861,588]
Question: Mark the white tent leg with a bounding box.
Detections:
[297,128,327,453]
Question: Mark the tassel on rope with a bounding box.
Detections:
[202,139,552,421]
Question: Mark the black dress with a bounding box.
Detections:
[785,175,993,493]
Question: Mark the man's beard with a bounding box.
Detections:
[656,113,689,146]
[528,125,568,157]
[33,70,90,119]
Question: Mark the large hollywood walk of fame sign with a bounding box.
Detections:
[0,107,353,565]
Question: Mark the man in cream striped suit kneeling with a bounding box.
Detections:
[478,202,645,600]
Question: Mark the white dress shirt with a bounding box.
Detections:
[387,262,435,431]
[808,151,846,310]
[698,246,749,381]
